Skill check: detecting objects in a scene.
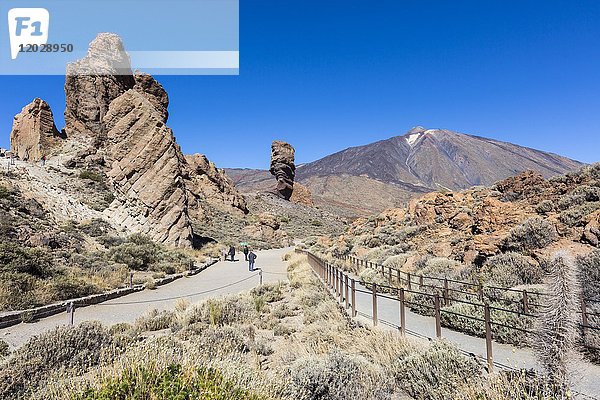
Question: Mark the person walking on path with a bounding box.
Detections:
[228,245,236,262]
[221,247,227,262]
[248,250,257,272]
[243,245,249,261]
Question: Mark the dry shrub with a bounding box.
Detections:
[393,341,482,400]
[503,218,558,251]
[0,321,117,399]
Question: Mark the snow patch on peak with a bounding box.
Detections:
[424,129,438,135]
[406,133,421,147]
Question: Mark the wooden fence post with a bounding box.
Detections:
[339,271,344,303]
[396,269,401,285]
[419,275,424,288]
[582,296,588,337]
[522,290,529,314]
[478,285,484,302]
[388,267,392,286]
[351,279,357,317]
[407,272,412,290]
[484,303,493,373]
[399,288,406,336]
[443,279,450,306]
[345,274,349,309]
[434,294,442,338]
[372,283,378,326]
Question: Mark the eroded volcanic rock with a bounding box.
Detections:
[185,153,248,220]
[270,141,296,200]
[10,98,64,161]
[133,72,169,122]
[102,90,194,248]
[64,33,136,137]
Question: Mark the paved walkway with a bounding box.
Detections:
[1,247,292,349]
[339,278,600,398]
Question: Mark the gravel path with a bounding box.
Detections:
[1,247,292,349]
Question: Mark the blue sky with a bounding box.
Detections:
[1,0,599,168]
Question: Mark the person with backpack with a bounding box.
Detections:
[228,245,236,262]
[248,250,257,272]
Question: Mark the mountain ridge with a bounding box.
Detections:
[229,127,584,216]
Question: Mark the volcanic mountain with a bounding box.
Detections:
[228,127,583,216]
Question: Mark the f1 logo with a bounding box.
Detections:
[8,8,49,60]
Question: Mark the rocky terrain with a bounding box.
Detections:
[1,33,342,311]
[230,127,583,216]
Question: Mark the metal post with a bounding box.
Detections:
[345,274,349,309]
[259,270,263,285]
[67,302,75,326]
[522,290,529,314]
[351,279,357,317]
[407,272,412,290]
[399,288,406,336]
[484,303,493,373]
[129,272,134,288]
[434,294,442,338]
[372,283,378,326]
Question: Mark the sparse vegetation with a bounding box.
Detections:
[503,217,557,251]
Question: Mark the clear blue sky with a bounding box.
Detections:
[1,0,599,168]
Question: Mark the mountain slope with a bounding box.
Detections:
[229,127,583,217]
[297,127,583,190]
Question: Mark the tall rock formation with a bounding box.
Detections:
[270,141,296,200]
[56,32,248,248]
[10,98,64,161]
[64,33,135,138]
[102,90,194,248]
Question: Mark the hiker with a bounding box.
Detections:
[229,245,236,262]
[243,245,249,261]
[40,155,46,167]
[248,250,257,272]
[221,247,227,261]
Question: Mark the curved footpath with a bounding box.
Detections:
[1,247,292,349]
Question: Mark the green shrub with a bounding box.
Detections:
[394,341,481,400]
[0,341,8,358]
[73,364,265,400]
[482,252,543,287]
[0,322,116,398]
[78,170,104,183]
[45,276,98,301]
[0,185,12,200]
[535,200,554,215]
[577,250,600,301]
[559,202,600,227]
[503,218,557,251]
[133,309,175,332]
[0,242,53,278]
[183,295,255,327]
[288,350,390,400]
[78,219,113,238]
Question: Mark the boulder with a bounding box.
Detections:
[289,182,314,206]
[269,141,296,200]
[10,98,64,161]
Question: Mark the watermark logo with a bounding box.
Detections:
[7,8,49,60]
